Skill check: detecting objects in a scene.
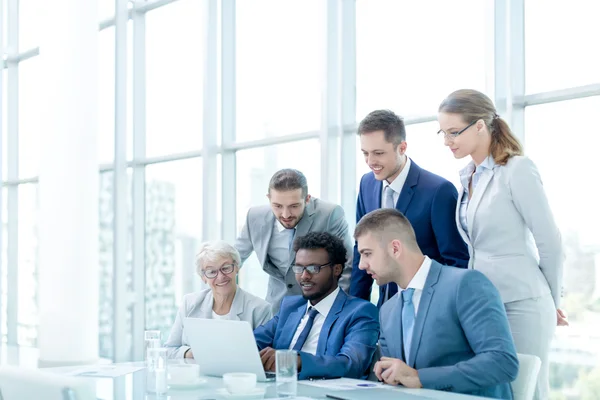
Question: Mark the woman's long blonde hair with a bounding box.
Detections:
[439,89,523,165]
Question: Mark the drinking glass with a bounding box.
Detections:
[275,350,298,397]
[146,347,168,394]
[144,330,161,367]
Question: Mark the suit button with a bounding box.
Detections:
[287,284,293,289]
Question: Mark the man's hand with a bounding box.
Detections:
[374,357,422,388]
[184,349,194,359]
[259,347,277,372]
[557,309,569,326]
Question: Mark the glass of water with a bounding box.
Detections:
[145,330,161,366]
[146,347,168,394]
[276,349,298,397]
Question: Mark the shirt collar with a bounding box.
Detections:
[275,219,287,233]
[307,287,340,318]
[459,155,496,187]
[385,157,412,193]
[401,256,432,292]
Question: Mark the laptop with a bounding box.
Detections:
[325,388,437,400]
[183,317,276,382]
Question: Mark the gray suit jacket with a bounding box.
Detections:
[235,198,352,312]
[164,287,272,358]
[456,155,564,307]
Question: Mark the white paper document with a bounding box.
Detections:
[300,378,387,390]
[66,364,145,378]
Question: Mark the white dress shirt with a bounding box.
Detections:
[458,155,496,236]
[289,287,340,355]
[211,310,231,320]
[399,256,432,316]
[267,219,295,276]
[381,157,412,207]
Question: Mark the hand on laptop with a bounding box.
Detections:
[259,347,277,371]
[184,349,194,359]
[374,357,422,389]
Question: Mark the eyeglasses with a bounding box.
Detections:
[291,262,331,275]
[437,120,477,140]
[201,263,236,279]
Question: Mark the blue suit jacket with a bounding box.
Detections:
[380,261,519,399]
[253,290,379,380]
[351,160,469,306]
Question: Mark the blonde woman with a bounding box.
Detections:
[164,240,272,358]
[437,89,567,400]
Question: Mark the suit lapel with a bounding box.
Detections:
[280,303,307,349]
[395,159,419,214]
[229,288,244,321]
[199,291,214,319]
[455,186,470,245]
[466,168,494,236]
[316,290,345,354]
[259,212,277,274]
[408,261,441,368]
[375,179,383,208]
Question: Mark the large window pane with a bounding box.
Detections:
[18,57,42,178]
[99,170,133,359]
[98,0,115,21]
[17,184,38,347]
[236,0,322,141]
[2,69,6,180]
[145,159,203,340]
[19,0,40,51]
[356,0,488,119]
[146,1,204,157]
[525,1,600,93]
[356,121,466,193]
[235,139,321,298]
[98,24,134,164]
[525,97,600,398]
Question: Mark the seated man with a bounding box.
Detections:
[355,208,518,399]
[254,232,379,380]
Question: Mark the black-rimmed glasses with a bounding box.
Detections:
[200,263,235,279]
[437,120,477,140]
[291,262,331,275]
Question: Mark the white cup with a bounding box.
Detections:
[222,372,257,394]
[168,364,200,384]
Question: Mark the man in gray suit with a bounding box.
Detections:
[235,169,352,312]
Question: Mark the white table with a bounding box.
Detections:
[49,361,490,400]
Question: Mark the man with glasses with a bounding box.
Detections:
[235,169,353,313]
[253,232,379,380]
[352,110,469,307]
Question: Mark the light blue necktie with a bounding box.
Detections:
[292,307,319,351]
[402,288,416,364]
[288,228,296,250]
[383,185,395,209]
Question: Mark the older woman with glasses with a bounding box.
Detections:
[164,240,272,359]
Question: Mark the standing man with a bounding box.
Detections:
[352,110,469,306]
[235,169,352,312]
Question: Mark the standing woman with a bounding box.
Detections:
[437,89,567,400]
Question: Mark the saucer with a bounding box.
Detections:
[215,387,266,398]
[168,377,207,390]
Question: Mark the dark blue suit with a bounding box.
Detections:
[351,160,469,306]
[253,290,379,380]
[380,261,518,398]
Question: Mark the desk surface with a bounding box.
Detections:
[49,361,490,400]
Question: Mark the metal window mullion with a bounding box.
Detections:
[339,0,356,229]
[113,0,129,363]
[130,0,147,364]
[0,0,4,342]
[220,0,236,243]
[6,0,19,346]
[201,0,218,244]
[507,0,525,145]
[320,0,340,203]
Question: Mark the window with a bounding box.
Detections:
[235,139,321,298]
[356,0,488,119]
[145,1,205,157]
[1,188,7,343]
[2,69,6,180]
[525,97,600,397]
[145,158,203,340]
[98,0,115,22]
[18,0,40,51]
[18,57,42,178]
[525,0,600,93]
[98,170,133,359]
[17,184,38,347]
[236,0,322,141]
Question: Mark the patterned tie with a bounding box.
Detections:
[401,288,416,364]
[383,185,396,209]
[292,307,319,351]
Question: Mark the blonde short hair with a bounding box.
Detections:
[195,240,241,276]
